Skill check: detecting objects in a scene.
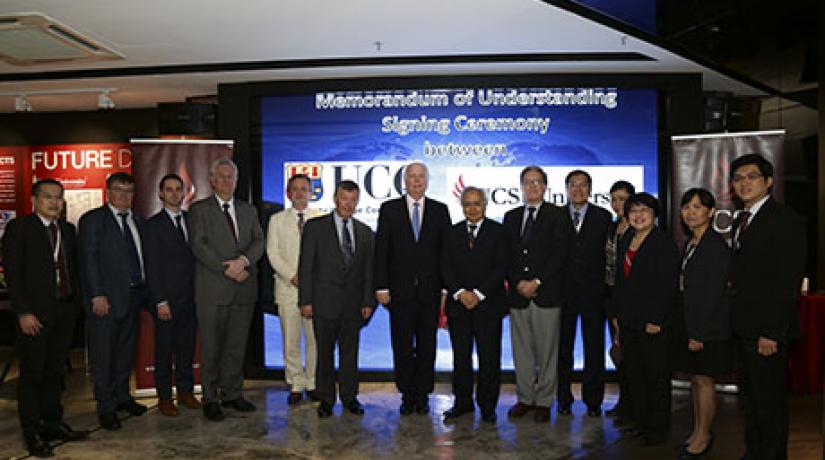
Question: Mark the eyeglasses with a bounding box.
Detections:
[110,186,135,194]
[732,172,764,183]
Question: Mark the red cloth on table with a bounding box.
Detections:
[787,295,825,393]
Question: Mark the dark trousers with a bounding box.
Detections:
[557,297,606,409]
[152,300,197,401]
[736,338,789,460]
[447,303,502,414]
[88,287,144,414]
[313,316,361,406]
[389,298,439,404]
[608,320,630,417]
[623,327,671,442]
[16,303,76,436]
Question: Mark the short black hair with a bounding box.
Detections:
[565,169,592,186]
[335,180,359,194]
[287,174,311,190]
[158,173,183,191]
[106,172,134,189]
[520,166,547,185]
[729,153,774,182]
[609,180,635,195]
[624,192,660,218]
[680,187,716,209]
[32,178,63,197]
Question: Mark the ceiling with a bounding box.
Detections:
[0,0,773,113]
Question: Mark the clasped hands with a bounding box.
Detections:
[300,304,374,320]
[516,279,540,299]
[223,257,249,282]
[458,290,480,310]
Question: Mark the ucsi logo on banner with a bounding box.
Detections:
[444,166,645,223]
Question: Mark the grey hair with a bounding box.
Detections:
[403,161,429,180]
[209,157,238,178]
[460,186,487,205]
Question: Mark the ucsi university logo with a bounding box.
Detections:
[286,163,324,202]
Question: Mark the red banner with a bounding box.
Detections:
[130,139,234,394]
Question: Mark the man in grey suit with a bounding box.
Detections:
[188,158,265,421]
[298,180,375,418]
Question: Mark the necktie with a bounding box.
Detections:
[412,201,421,241]
[119,213,143,285]
[735,210,751,249]
[522,206,536,242]
[223,202,237,243]
[468,224,477,250]
[174,214,187,242]
[573,210,581,232]
[297,212,305,235]
[341,219,354,269]
[47,223,70,298]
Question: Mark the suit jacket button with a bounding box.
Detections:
[523,249,528,254]
[523,267,529,272]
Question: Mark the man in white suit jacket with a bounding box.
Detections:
[266,174,322,405]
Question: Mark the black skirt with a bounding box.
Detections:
[670,295,734,379]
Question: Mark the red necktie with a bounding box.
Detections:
[223,203,237,242]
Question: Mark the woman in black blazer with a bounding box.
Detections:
[611,192,679,446]
[673,188,732,458]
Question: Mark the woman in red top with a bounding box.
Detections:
[610,192,679,446]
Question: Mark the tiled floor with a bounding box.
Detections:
[0,351,821,459]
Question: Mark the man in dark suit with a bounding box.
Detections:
[557,170,612,417]
[502,166,568,423]
[2,179,88,457]
[374,162,451,415]
[728,154,806,460]
[143,174,201,417]
[79,172,149,430]
[188,158,264,422]
[440,186,509,423]
[299,180,375,418]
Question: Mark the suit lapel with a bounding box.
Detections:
[327,214,346,267]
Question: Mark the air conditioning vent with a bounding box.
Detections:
[0,12,123,65]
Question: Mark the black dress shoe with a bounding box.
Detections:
[306,390,320,402]
[415,400,430,415]
[557,404,572,416]
[399,402,414,415]
[586,407,602,417]
[116,399,148,416]
[621,427,642,437]
[346,400,365,415]
[24,434,53,458]
[221,397,256,412]
[481,412,497,423]
[287,392,303,405]
[317,402,333,418]
[443,405,473,419]
[203,402,225,422]
[98,412,122,431]
[42,422,89,442]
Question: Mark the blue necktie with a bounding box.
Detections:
[521,206,536,242]
[341,219,354,269]
[573,211,581,232]
[119,213,143,285]
[412,201,421,242]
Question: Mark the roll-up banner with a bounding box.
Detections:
[670,130,785,248]
[131,139,234,396]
